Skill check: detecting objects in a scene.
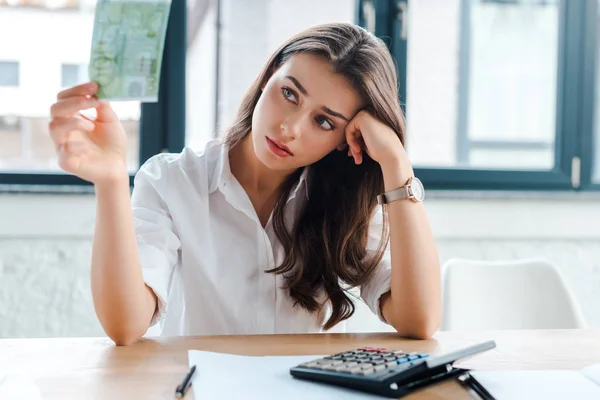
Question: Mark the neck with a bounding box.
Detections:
[229,134,293,195]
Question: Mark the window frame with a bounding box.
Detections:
[0,0,187,191]
[358,0,599,191]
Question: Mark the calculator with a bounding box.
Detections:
[290,340,496,398]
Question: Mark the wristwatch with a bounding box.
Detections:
[377,177,425,204]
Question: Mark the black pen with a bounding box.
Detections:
[175,365,197,398]
[458,372,496,400]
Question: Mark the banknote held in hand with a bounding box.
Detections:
[89,0,172,102]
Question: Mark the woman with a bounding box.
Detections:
[48,22,441,345]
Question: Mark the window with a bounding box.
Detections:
[0,0,186,188]
[359,0,599,191]
[61,64,86,88]
[593,0,600,185]
[0,61,19,86]
[456,0,559,170]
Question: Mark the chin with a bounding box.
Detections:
[258,148,296,170]
[252,139,289,170]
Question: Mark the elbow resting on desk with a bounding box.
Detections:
[92,281,158,346]
[382,294,441,340]
[104,324,147,346]
[389,317,440,340]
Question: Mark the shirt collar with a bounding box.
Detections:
[210,140,232,194]
[289,166,310,201]
[209,140,310,201]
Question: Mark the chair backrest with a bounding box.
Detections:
[440,257,588,330]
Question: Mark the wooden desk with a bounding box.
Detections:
[2,329,599,399]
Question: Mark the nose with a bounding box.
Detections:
[280,112,305,139]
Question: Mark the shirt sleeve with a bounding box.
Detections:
[359,207,392,324]
[131,154,181,327]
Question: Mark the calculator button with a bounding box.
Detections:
[407,355,420,361]
[335,367,351,373]
[397,357,410,364]
[359,368,375,375]
[334,365,351,372]
[419,353,429,358]
[317,359,335,365]
[372,360,386,365]
[373,365,387,372]
[384,357,396,362]
[392,350,407,355]
[344,357,357,362]
[360,363,374,369]
[301,362,318,369]
[345,362,359,368]
[385,361,397,368]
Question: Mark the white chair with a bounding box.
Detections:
[440,257,588,330]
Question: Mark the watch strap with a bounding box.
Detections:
[377,186,411,204]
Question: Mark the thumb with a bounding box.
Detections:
[95,101,119,122]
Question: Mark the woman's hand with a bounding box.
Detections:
[49,81,129,187]
[343,110,405,169]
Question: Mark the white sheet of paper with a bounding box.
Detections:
[471,370,600,400]
[581,364,600,386]
[187,350,386,400]
[0,373,44,400]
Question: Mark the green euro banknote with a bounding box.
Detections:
[89,0,172,102]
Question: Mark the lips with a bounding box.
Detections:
[266,137,293,157]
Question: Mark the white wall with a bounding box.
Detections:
[1,192,599,338]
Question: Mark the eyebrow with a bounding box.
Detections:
[285,75,350,122]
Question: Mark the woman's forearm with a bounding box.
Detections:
[91,175,157,345]
[379,157,442,339]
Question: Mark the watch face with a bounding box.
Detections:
[411,177,425,202]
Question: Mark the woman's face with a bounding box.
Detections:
[251,53,365,171]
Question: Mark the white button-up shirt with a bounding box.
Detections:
[132,139,392,336]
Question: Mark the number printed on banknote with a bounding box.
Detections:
[89,0,172,102]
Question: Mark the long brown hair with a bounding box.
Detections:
[225,23,406,329]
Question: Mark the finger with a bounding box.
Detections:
[353,145,363,165]
[95,101,119,122]
[50,96,99,119]
[345,130,362,165]
[345,121,364,158]
[59,137,88,156]
[57,140,89,173]
[49,117,95,148]
[57,81,98,100]
[357,137,366,164]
